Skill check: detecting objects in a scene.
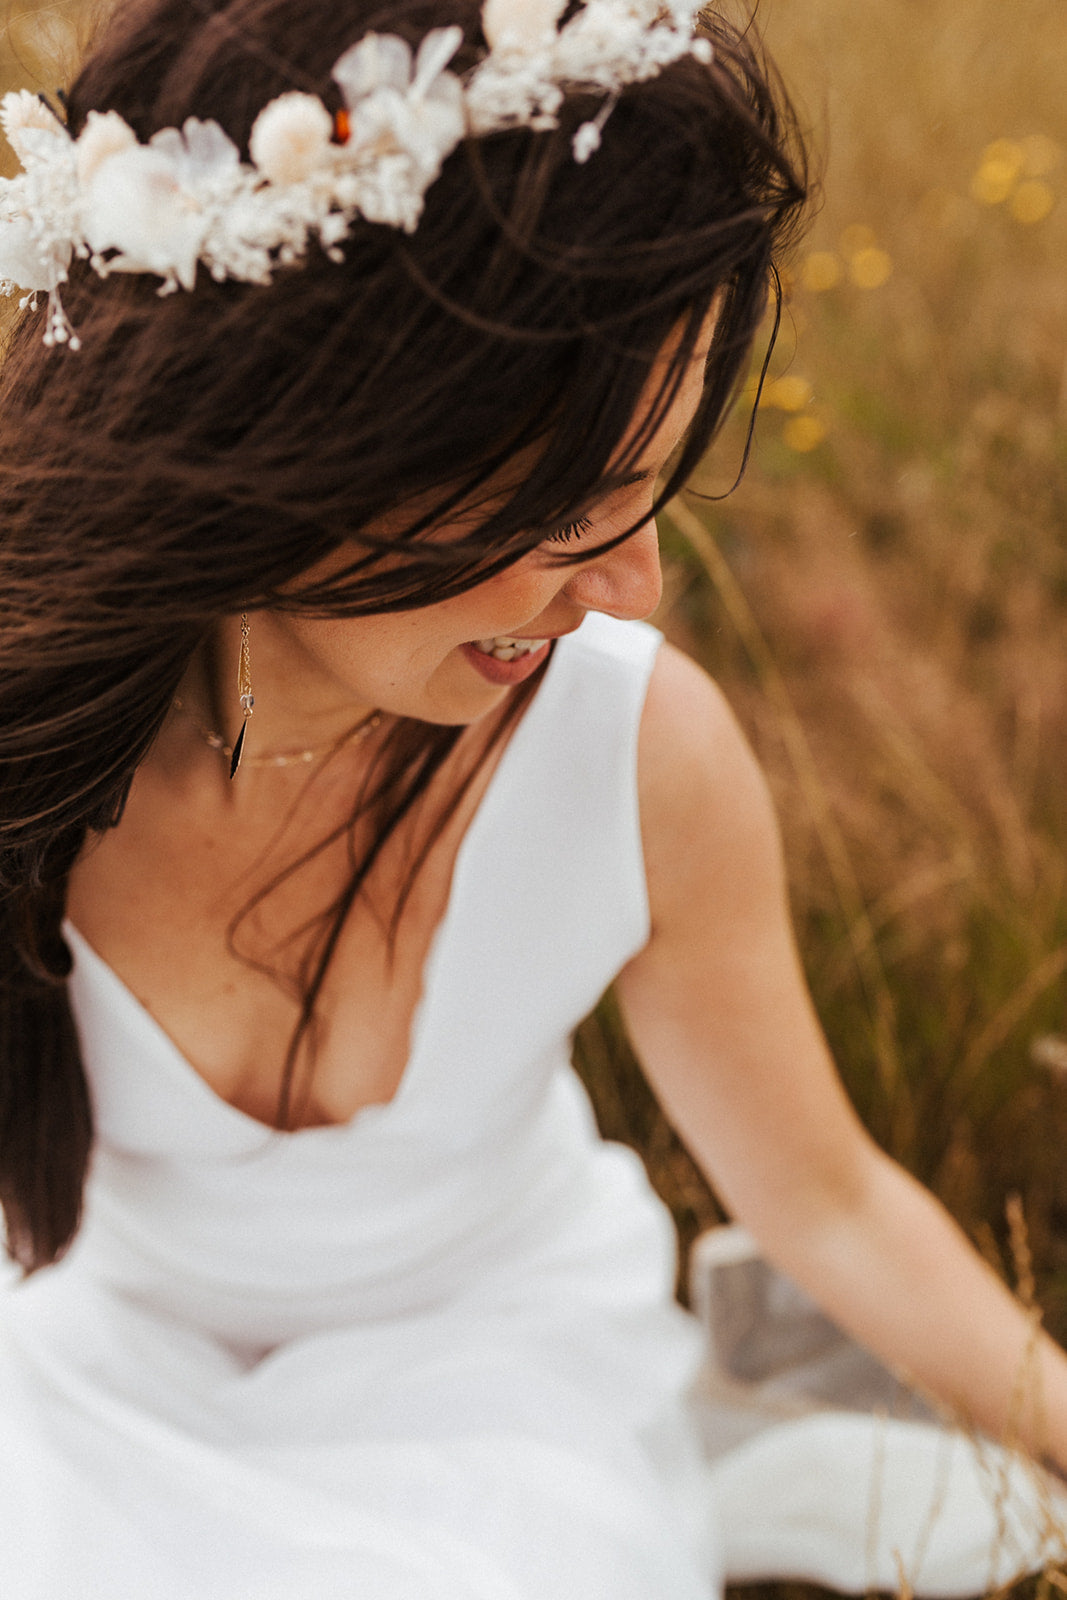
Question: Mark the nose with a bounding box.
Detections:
[562,522,662,621]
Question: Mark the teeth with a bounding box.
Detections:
[472,635,548,662]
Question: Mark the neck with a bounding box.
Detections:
[171,616,380,778]
[199,611,379,761]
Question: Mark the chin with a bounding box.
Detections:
[371,676,507,729]
[421,685,510,727]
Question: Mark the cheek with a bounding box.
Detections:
[453,564,559,626]
[291,615,422,685]
[292,562,561,684]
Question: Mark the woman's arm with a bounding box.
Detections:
[617,642,1067,1470]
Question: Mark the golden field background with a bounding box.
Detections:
[578,4,1067,1588]
[2,0,1067,1591]
[635,0,1067,1312]
[603,0,1067,1257]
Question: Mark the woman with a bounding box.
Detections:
[0,1,1064,1595]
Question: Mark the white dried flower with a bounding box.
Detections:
[250,92,333,185]
[84,145,208,291]
[75,110,137,186]
[572,121,602,163]
[0,91,63,164]
[482,0,567,52]
[81,118,241,290]
[0,211,60,292]
[334,27,465,232]
[333,25,464,134]
[332,32,416,102]
[0,3,712,343]
[149,118,241,192]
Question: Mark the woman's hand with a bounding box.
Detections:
[617,642,1067,1474]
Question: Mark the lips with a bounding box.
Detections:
[471,634,550,662]
[460,637,552,686]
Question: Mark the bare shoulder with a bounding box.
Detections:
[636,642,785,937]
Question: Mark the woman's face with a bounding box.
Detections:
[242,327,712,736]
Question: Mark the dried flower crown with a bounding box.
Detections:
[0,0,710,348]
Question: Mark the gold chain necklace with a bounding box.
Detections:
[171,697,382,769]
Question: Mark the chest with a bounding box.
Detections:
[66,763,490,1130]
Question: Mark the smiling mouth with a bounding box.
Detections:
[471,634,550,663]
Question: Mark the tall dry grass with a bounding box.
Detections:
[0,0,93,109]
[582,0,1067,1285]
[585,1,1067,1590]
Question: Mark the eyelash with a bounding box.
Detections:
[545,515,595,545]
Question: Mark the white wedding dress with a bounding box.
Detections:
[0,613,1061,1598]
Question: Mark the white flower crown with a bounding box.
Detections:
[0,0,711,349]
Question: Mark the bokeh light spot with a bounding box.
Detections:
[763,375,814,412]
[802,250,843,292]
[971,157,1020,205]
[983,138,1025,172]
[849,247,893,289]
[1010,178,1054,224]
[783,415,827,453]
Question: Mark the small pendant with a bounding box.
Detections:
[229,719,248,780]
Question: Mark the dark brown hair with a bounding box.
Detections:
[0,0,807,1269]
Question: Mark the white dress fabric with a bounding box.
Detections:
[0,612,1063,1598]
[0,613,718,1600]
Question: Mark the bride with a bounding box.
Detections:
[0,0,1064,1594]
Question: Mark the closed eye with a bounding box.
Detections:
[545,514,595,545]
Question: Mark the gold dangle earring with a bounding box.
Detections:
[230,613,254,779]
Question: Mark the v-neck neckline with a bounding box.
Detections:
[64,634,568,1147]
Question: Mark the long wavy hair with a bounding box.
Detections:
[0,0,808,1270]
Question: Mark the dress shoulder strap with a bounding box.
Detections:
[407,612,663,1126]
[475,611,663,969]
